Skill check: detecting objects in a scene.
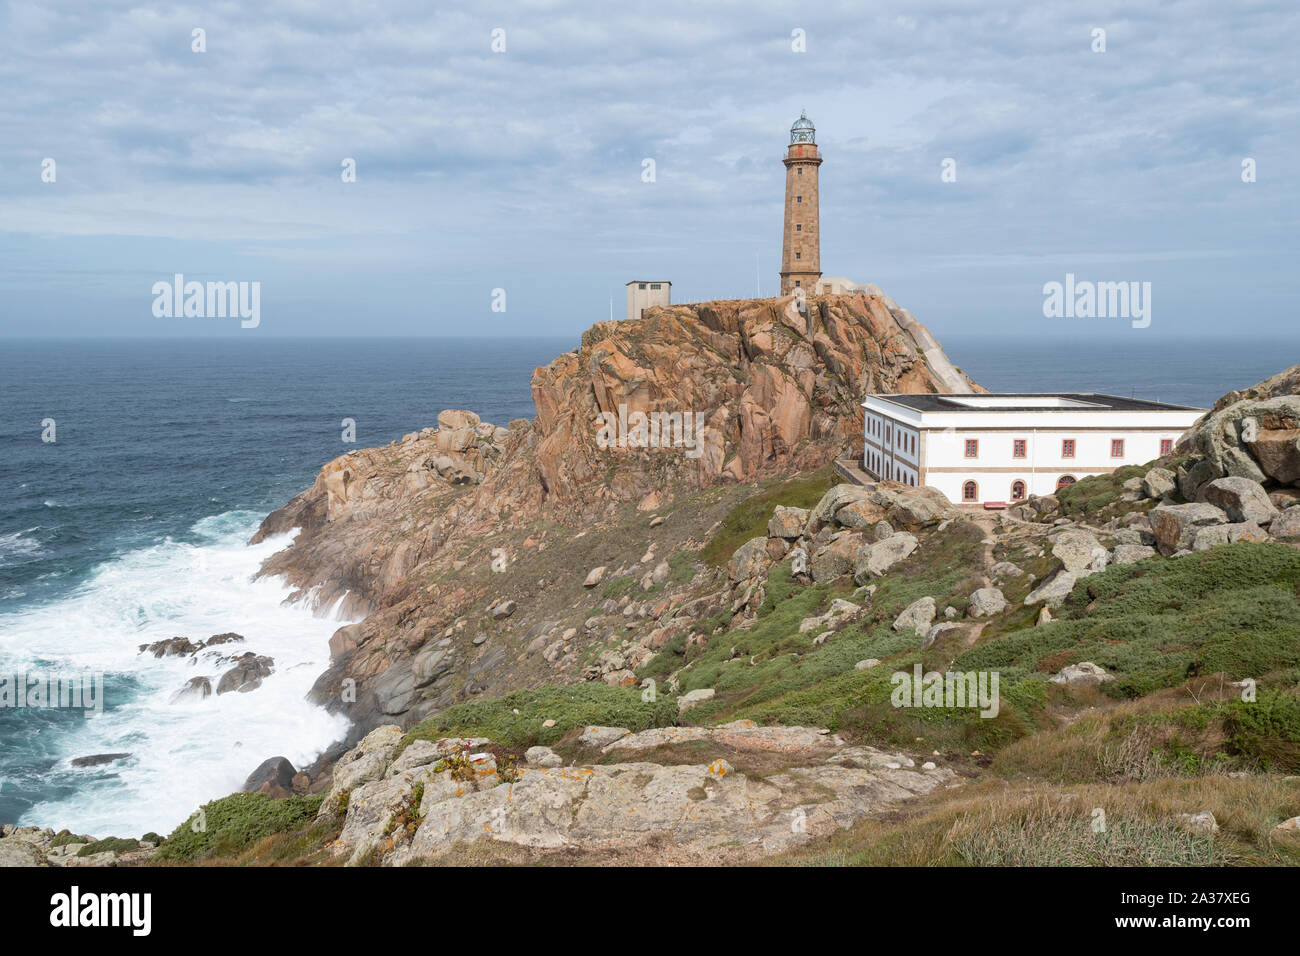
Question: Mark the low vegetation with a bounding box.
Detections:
[399,683,678,754]
[699,465,835,566]
[156,792,326,863]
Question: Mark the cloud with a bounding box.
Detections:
[0,0,1296,337]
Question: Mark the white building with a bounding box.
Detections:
[860,393,1205,506]
[625,280,671,320]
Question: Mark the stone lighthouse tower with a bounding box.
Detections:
[779,111,822,295]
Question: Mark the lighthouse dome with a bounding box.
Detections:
[790,111,815,144]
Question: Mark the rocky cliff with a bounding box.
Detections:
[249,290,980,750]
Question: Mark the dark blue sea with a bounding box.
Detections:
[0,338,567,834]
[0,334,1295,834]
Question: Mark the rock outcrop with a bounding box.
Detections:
[316,719,957,865]
[246,292,979,738]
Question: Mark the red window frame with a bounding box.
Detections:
[1011,480,1026,500]
[1013,439,1026,459]
[964,439,979,458]
[962,480,979,502]
[1111,438,1125,458]
[1061,439,1075,458]
[1057,475,1076,491]
[1160,438,1173,456]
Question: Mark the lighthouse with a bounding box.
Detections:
[779,111,822,296]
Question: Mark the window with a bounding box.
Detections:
[795,252,801,259]
[1057,475,1076,491]
[796,196,802,203]
[1013,439,1027,459]
[798,168,802,175]
[1011,480,1026,501]
[964,439,979,458]
[794,280,800,287]
[1111,438,1124,458]
[963,480,978,502]
[1061,439,1075,458]
[1160,438,1173,456]
[649,283,661,290]
[638,283,646,289]
[796,224,802,231]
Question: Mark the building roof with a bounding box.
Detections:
[625,280,671,286]
[864,393,1204,413]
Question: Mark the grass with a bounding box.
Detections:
[155,792,325,863]
[700,465,835,567]
[655,518,1039,751]
[399,683,679,754]
[773,775,1300,866]
[956,542,1300,699]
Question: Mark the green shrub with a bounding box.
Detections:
[402,683,678,751]
[155,792,325,863]
[76,836,140,857]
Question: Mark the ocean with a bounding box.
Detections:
[0,334,1296,835]
[0,338,569,834]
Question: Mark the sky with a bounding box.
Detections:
[0,0,1296,344]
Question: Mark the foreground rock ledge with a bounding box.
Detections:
[325,721,959,865]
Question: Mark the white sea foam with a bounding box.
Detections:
[0,511,353,835]
[0,527,43,566]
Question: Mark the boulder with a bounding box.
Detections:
[921,621,963,649]
[525,746,563,768]
[170,676,212,703]
[1048,662,1114,685]
[677,688,716,713]
[799,599,860,633]
[434,409,481,453]
[967,587,1007,618]
[870,485,952,526]
[989,561,1024,578]
[728,537,772,583]
[1180,395,1300,486]
[806,485,874,534]
[215,653,274,695]
[835,497,888,530]
[1175,811,1219,835]
[138,637,202,658]
[811,533,863,584]
[1024,569,1078,608]
[583,567,607,588]
[1192,521,1269,550]
[1051,529,1108,574]
[1177,458,1226,502]
[1111,544,1157,565]
[854,659,880,670]
[1270,508,1300,539]
[1150,502,1229,555]
[767,506,809,539]
[205,632,245,648]
[242,756,297,799]
[1141,467,1177,499]
[1199,476,1277,524]
[70,753,131,768]
[578,726,630,748]
[892,596,936,636]
[491,600,517,620]
[852,532,918,583]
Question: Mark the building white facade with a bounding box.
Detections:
[625,280,671,320]
[861,394,1205,506]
